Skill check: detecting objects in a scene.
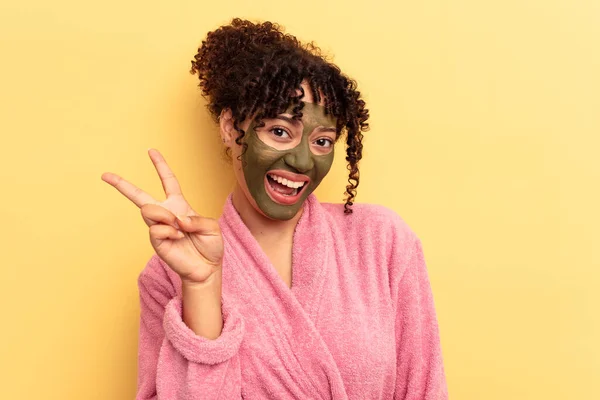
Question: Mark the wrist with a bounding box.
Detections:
[181,269,223,340]
[181,269,221,289]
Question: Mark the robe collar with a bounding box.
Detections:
[219,192,332,317]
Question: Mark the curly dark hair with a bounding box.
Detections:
[190,18,369,213]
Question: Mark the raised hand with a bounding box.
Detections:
[101,149,223,284]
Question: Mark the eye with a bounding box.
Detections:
[314,138,333,148]
[270,127,290,139]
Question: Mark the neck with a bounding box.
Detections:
[231,184,304,242]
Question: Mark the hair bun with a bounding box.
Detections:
[191,19,300,111]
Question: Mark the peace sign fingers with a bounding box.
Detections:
[147,148,183,198]
[101,172,157,208]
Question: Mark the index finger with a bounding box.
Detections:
[101,172,157,208]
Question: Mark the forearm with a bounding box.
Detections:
[182,269,224,340]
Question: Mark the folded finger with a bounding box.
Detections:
[141,204,178,228]
[176,215,221,235]
[149,224,184,241]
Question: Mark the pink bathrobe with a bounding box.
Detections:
[136,193,448,399]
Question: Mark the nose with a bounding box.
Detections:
[283,143,314,173]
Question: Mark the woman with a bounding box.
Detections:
[102,18,447,399]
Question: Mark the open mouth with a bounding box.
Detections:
[264,172,309,205]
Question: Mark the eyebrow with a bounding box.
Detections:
[274,115,336,133]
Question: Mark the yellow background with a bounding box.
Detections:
[1,0,598,399]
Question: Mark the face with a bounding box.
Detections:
[224,85,338,220]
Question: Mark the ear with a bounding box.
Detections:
[219,109,235,147]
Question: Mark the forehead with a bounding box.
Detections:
[294,80,326,106]
[283,102,337,127]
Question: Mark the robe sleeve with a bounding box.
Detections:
[136,259,244,400]
[391,236,448,399]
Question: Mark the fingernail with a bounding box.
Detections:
[176,215,190,223]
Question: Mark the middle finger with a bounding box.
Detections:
[148,149,183,198]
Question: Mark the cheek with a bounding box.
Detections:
[244,139,286,169]
[255,152,280,168]
[314,154,335,177]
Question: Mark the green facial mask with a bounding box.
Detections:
[241,102,337,220]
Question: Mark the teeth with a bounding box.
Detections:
[269,174,305,189]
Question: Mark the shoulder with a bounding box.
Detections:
[317,200,425,300]
[319,200,419,254]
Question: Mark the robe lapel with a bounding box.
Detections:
[219,193,348,399]
[290,192,331,319]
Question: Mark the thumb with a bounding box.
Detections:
[176,215,220,235]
